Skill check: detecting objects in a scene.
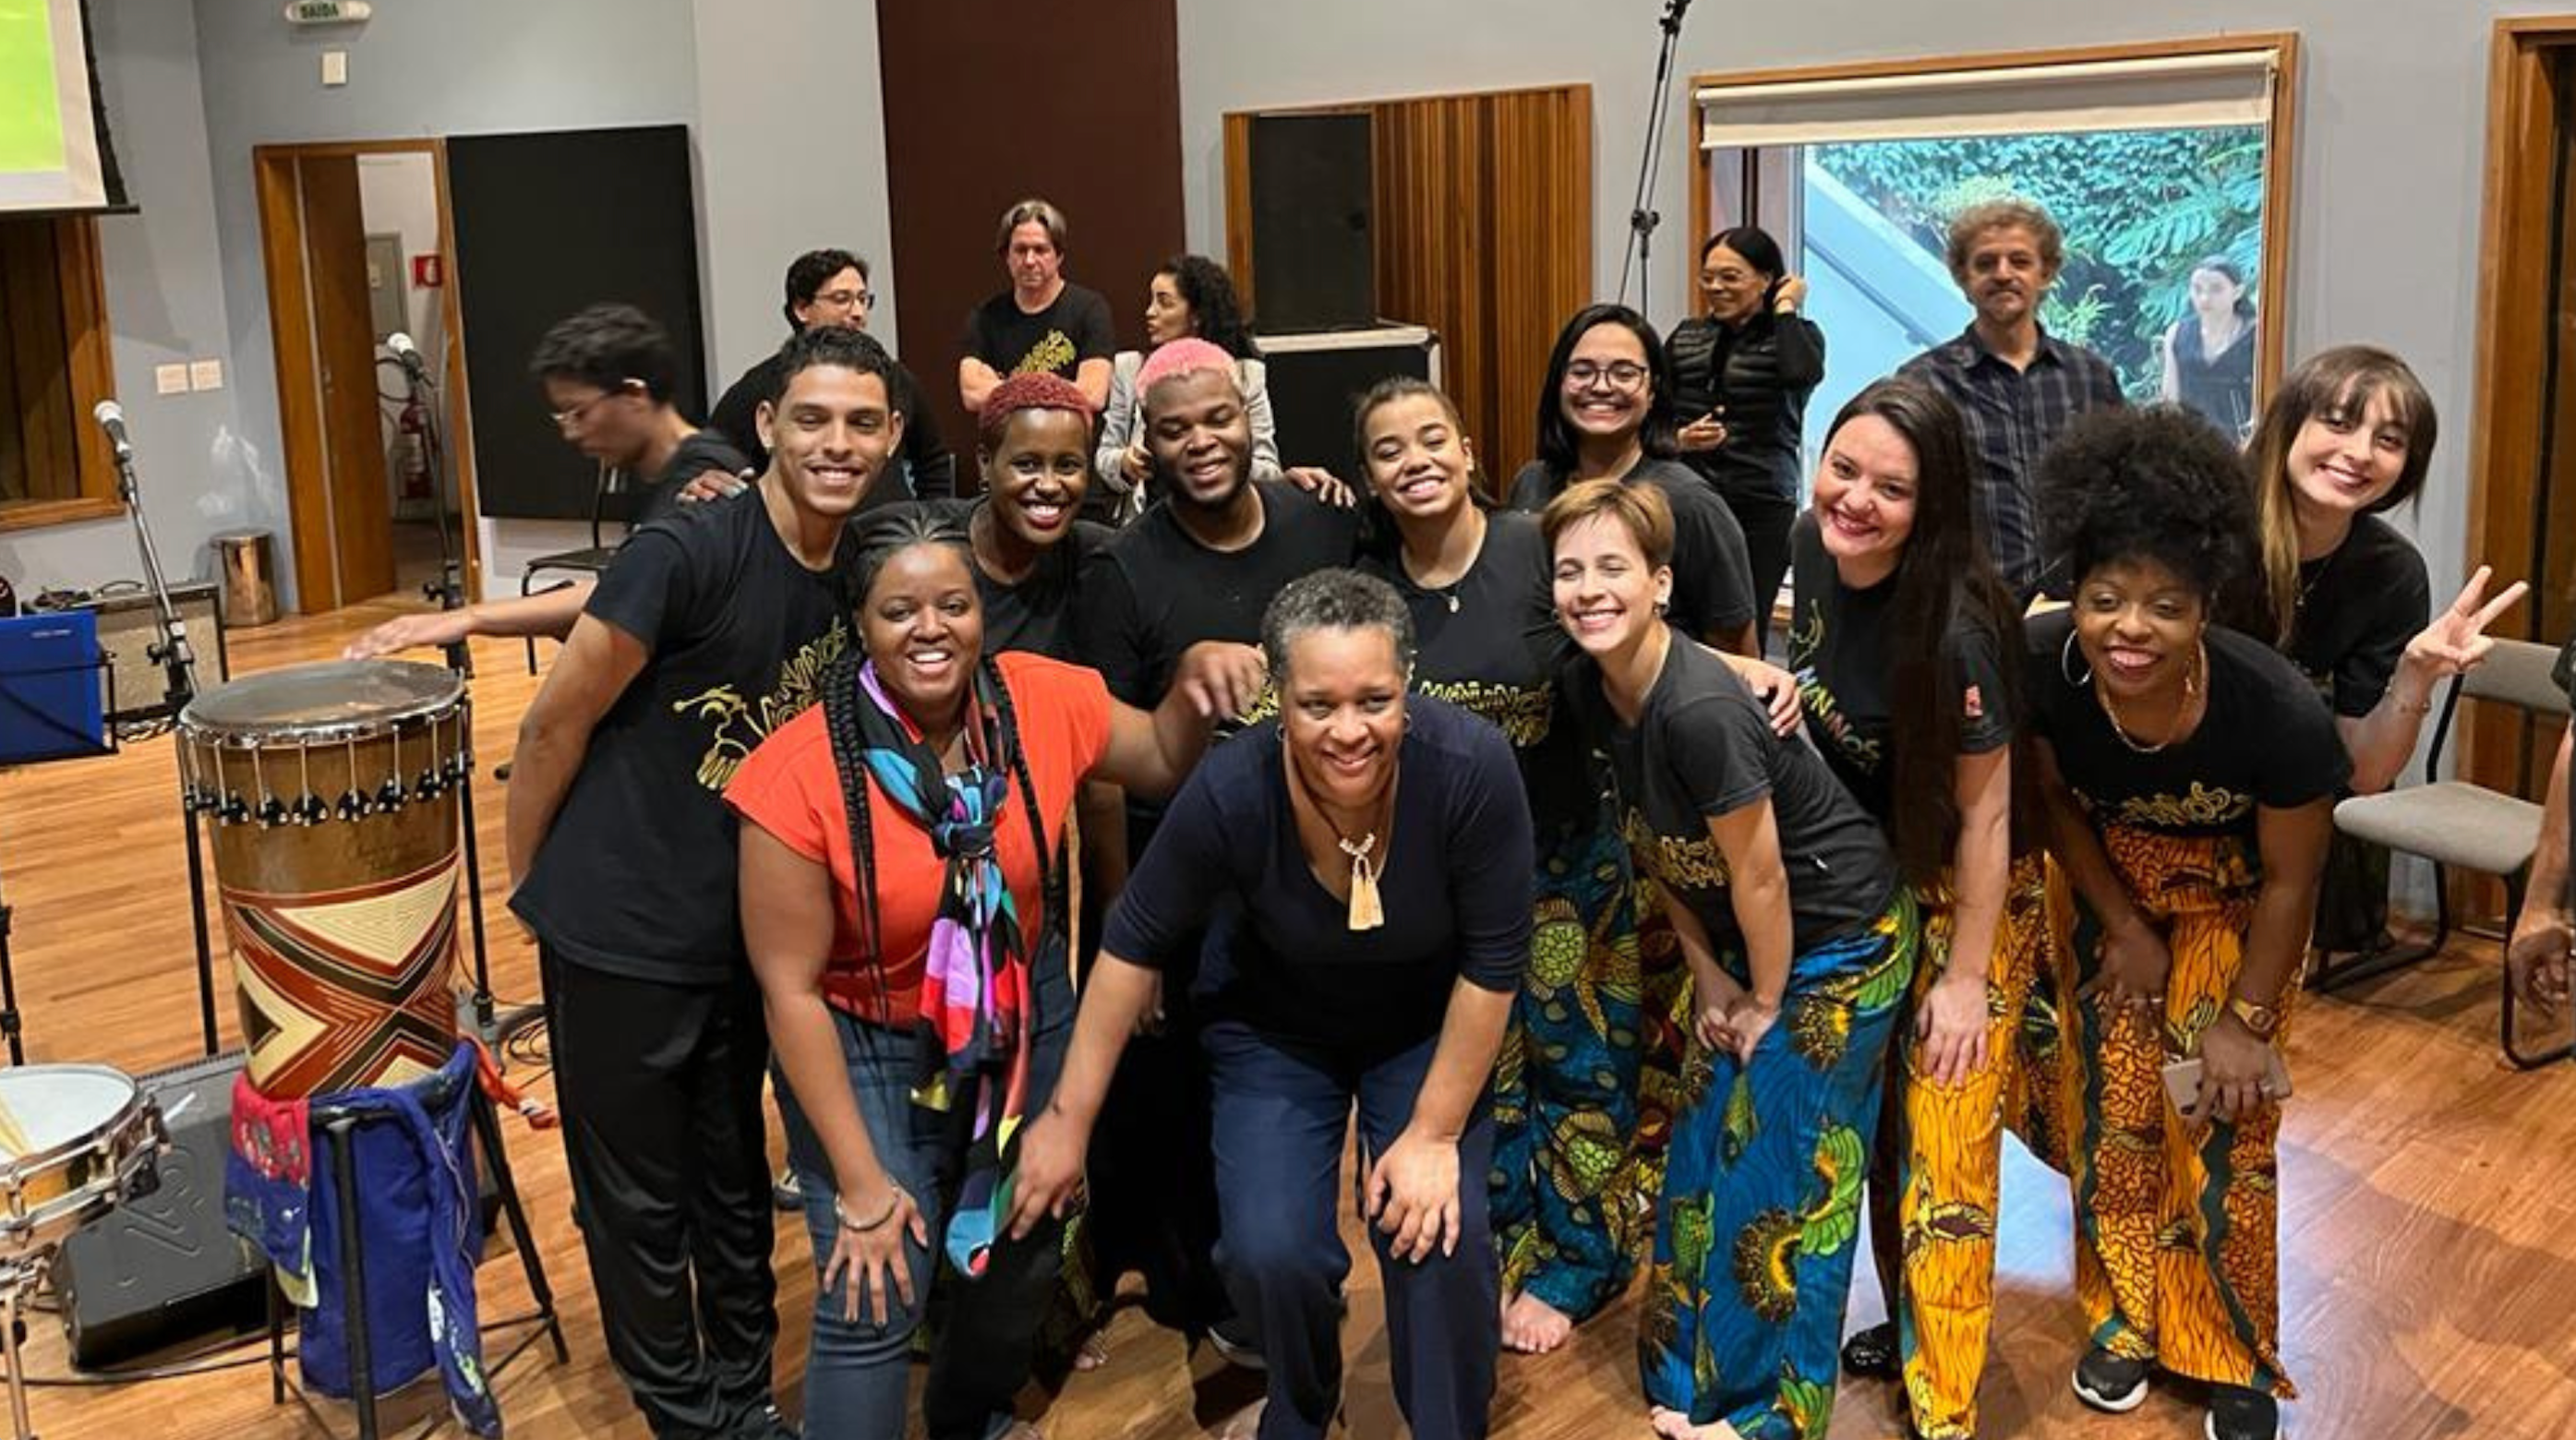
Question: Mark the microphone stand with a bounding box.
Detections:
[114,441,223,1056]
[397,350,504,1050]
[1618,0,1695,316]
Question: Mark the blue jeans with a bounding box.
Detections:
[1204,1021,1500,1440]
[775,942,1074,1440]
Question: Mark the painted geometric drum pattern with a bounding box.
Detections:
[180,661,467,1098]
[223,854,461,1098]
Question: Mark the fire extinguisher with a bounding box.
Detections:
[396,391,432,500]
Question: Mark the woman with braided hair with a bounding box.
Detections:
[2025,408,2342,1440]
[725,508,1264,1439]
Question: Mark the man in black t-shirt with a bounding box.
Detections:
[343,304,753,661]
[705,246,954,497]
[504,327,903,1440]
[1067,346,1359,1352]
[959,198,1116,416]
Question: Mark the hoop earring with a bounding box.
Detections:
[1654,598,1670,618]
[2061,629,2092,686]
[2185,637,2206,698]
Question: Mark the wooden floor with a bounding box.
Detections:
[4,600,2572,1439]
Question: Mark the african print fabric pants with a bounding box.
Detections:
[1860,856,2049,1440]
[1641,894,1916,1439]
[2005,861,2078,1174]
[1491,813,1659,1322]
[2062,825,2294,1398]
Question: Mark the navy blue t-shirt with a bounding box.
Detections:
[1101,693,1535,1060]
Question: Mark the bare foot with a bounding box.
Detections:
[1071,1326,1111,1373]
[1501,1290,1575,1354]
[1214,1399,1265,1440]
[1647,1408,1741,1440]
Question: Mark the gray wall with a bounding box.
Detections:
[692,0,905,383]
[186,0,702,604]
[0,0,247,599]
[1174,0,2566,616]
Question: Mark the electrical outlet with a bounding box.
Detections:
[154,364,189,396]
[321,50,348,86]
[188,359,223,391]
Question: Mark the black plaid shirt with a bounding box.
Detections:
[1900,325,2125,601]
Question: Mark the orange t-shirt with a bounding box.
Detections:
[725,650,1113,1024]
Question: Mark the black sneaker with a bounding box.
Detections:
[772,1166,801,1212]
[2205,1384,2279,1440]
[1206,1317,1266,1373]
[2072,1347,2150,1413]
[1840,1320,1899,1379]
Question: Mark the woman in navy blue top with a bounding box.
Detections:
[1015,569,1535,1440]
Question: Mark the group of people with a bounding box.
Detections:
[346,192,2571,1440]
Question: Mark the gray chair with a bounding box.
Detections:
[2328,636,2571,1067]
[520,459,628,675]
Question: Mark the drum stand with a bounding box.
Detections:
[264,1082,564,1439]
[397,353,510,1051]
[0,1254,46,1440]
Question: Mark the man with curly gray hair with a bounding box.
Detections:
[1899,195,2124,606]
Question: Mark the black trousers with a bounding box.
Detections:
[1722,487,1798,641]
[545,948,778,1439]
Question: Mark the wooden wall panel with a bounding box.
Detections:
[1228,84,1592,491]
[878,0,1186,484]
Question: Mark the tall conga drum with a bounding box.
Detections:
[179,661,467,1098]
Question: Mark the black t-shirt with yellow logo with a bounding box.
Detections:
[1572,634,1895,955]
[1786,511,2013,827]
[963,283,1116,386]
[512,488,860,982]
[2023,608,2345,837]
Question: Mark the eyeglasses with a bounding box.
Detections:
[1564,361,1649,392]
[813,288,873,309]
[548,380,640,429]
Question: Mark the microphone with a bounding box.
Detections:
[388,331,430,382]
[92,400,133,463]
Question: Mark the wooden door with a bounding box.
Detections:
[297,155,394,605]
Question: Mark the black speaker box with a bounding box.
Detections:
[54,1051,265,1368]
[54,1050,508,1369]
[1248,112,1376,332]
[1258,328,1439,488]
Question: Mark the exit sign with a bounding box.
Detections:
[283,1,372,25]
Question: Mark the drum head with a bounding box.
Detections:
[0,1066,138,1163]
[182,661,463,746]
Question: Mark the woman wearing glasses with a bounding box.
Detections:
[1509,304,1762,658]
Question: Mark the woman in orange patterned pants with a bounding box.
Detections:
[2021,409,2341,1440]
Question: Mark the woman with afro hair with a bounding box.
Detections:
[2022,407,2341,1440]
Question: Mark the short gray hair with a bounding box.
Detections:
[1944,197,2064,280]
[1260,570,1416,681]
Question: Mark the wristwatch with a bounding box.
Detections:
[2228,994,2284,1039]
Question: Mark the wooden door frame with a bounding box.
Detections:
[1685,32,2303,404]
[251,138,481,614]
[2462,18,2576,813]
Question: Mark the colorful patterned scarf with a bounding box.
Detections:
[829,656,1044,1276]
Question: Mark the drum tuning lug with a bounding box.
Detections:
[293,794,328,826]
[415,768,445,799]
[256,796,289,828]
[336,788,370,821]
[377,778,407,811]
[220,792,250,824]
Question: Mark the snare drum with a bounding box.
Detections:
[179,661,467,1098]
[0,1065,163,1253]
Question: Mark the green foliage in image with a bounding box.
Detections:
[1812,127,2267,399]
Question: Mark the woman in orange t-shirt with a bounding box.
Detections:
[725,506,1262,1440]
